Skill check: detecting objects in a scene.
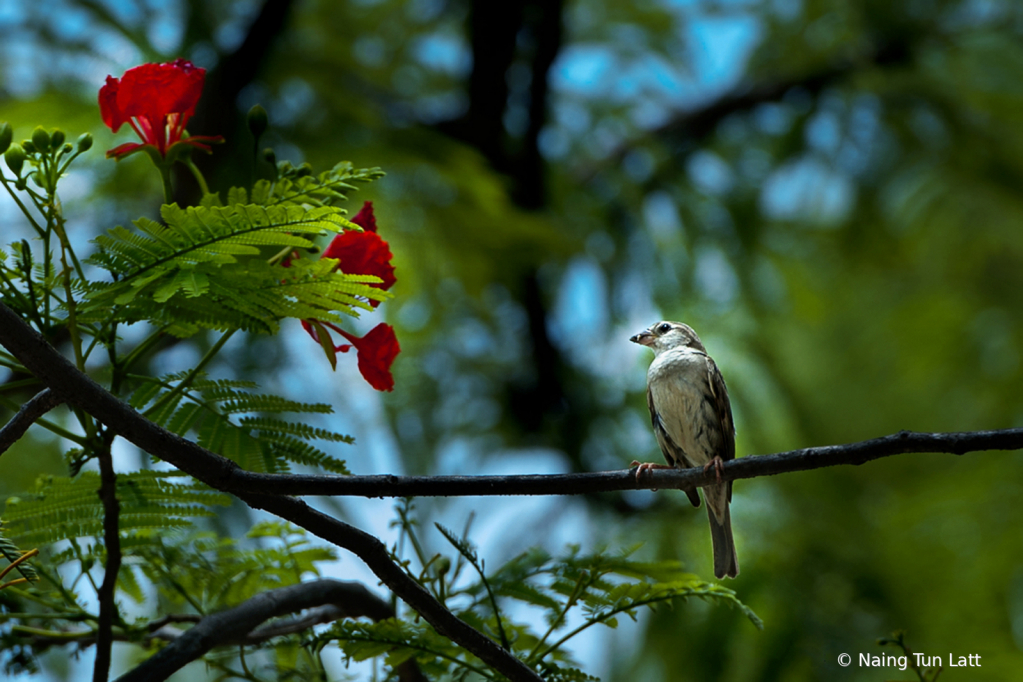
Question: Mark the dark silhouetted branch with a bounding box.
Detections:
[5,302,1020,678]
[93,430,120,682]
[226,426,1023,497]
[116,579,424,682]
[0,388,62,457]
[0,301,542,682]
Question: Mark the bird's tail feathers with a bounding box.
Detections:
[707,497,738,579]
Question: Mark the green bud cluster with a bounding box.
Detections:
[0,122,12,154]
[5,143,26,176]
[0,123,93,190]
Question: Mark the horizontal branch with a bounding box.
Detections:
[226,426,1023,497]
[0,301,542,682]
[4,301,1020,679]
[116,579,424,682]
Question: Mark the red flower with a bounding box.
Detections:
[302,321,400,391]
[322,202,395,306]
[99,59,223,160]
[350,201,378,233]
[296,202,399,390]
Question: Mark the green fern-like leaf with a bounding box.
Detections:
[1,472,230,548]
[88,203,349,282]
[84,255,387,337]
[0,527,38,582]
[134,524,337,612]
[80,201,389,336]
[127,374,352,474]
[313,618,481,680]
[253,162,385,208]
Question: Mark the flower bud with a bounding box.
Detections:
[0,122,12,154]
[31,126,50,152]
[247,104,269,141]
[50,129,65,150]
[262,147,276,164]
[5,143,26,175]
[77,133,94,152]
[434,556,451,576]
[21,140,36,154]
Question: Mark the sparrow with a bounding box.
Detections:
[630,321,738,579]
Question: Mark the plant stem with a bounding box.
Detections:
[116,326,169,374]
[184,158,211,196]
[527,575,587,662]
[143,329,236,419]
[0,174,46,239]
[0,393,85,445]
[159,166,174,205]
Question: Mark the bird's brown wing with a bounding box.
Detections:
[705,356,736,501]
[647,385,702,507]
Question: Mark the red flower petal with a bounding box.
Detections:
[336,323,400,392]
[322,230,396,306]
[105,142,144,160]
[301,321,400,391]
[99,76,127,132]
[116,60,205,127]
[351,201,377,233]
[99,59,209,156]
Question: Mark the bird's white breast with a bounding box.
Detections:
[647,348,716,466]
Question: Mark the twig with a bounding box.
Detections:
[114,579,424,682]
[0,388,62,457]
[580,39,913,181]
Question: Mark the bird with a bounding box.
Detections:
[630,321,738,579]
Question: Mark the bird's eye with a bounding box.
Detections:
[658,323,672,334]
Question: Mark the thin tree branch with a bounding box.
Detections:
[0,301,542,682]
[226,426,1023,497]
[115,579,424,682]
[0,388,62,457]
[581,39,913,180]
[16,581,423,681]
[93,430,120,682]
[3,304,1020,678]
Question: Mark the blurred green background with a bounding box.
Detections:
[1,0,1022,680]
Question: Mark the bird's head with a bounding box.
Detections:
[630,321,706,355]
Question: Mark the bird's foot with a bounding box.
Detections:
[702,456,724,484]
[630,461,673,489]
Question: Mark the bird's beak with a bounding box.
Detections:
[630,330,654,347]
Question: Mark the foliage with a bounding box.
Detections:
[1,471,229,548]
[2,0,1022,680]
[0,71,405,679]
[309,503,760,680]
[125,372,353,474]
[0,521,336,678]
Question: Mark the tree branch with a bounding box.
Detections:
[0,387,62,457]
[4,303,1019,677]
[584,39,914,178]
[93,430,120,682]
[0,301,543,682]
[225,426,1023,497]
[116,579,424,682]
